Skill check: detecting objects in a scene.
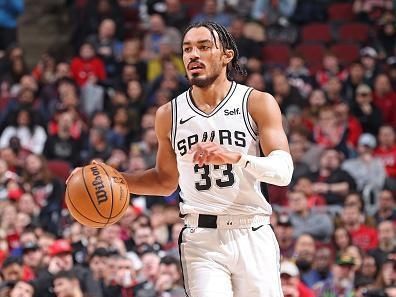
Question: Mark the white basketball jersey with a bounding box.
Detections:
[170,81,273,216]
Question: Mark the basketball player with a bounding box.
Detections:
[71,21,293,296]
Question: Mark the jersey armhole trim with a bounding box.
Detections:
[171,98,177,149]
[242,87,257,140]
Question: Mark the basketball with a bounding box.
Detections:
[65,163,130,228]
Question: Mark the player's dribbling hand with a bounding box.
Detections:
[189,142,241,166]
[65,160,104,185]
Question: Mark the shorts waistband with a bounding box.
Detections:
[183,213,270,229]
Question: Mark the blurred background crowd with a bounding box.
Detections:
[0,0,395,296]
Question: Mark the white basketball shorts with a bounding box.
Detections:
[178,214,284,297]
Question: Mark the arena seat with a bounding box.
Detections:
[327,3,355,22]
[330,43,360,65]
[262,43,291,67]
[301,23,333,43]
[47,160,72,183]
[338,22,370,43]
[296,43,326,67]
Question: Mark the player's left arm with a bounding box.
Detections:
[238,89,293,186]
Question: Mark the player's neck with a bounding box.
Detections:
[191,76,232,108]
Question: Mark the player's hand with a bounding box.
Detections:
[189,142,241,166]
[65,160,104,185]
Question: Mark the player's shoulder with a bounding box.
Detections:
[241,86,281,120]
[156,101,172,121]
[235,83,274,100]
[154,102,173,136]
[241,86,278,109]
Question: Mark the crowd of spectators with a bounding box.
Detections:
[0,0,395,296]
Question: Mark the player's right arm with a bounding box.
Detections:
[120,102,180,196]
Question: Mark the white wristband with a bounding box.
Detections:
[237,150,294,186]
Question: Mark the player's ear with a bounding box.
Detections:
[223,49,234,65]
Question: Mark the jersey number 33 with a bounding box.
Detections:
[194,164,235,191]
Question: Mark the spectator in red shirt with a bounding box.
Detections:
[316,53,348,88]
[373,73,396,127]
[70,42,106,87]
[341,205,378,252]
[374,125,396,190]
[293,176,326,207]
[334,101,363,149]
[313,106,345,149]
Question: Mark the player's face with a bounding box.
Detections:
[182,27,229,88]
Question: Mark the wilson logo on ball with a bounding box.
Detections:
[90,166,108,204]
[112,176,125,184]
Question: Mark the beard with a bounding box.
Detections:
[295,258,312,272]
[188,72,220,88]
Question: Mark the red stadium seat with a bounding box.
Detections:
[338,22,370,43]
[47,160,72,183]
[308,63,322,75]
[328,3,355,22]
[295,43,326,67]
[262,43,291,66]
[301,23,333,43]
[330,43,360,66]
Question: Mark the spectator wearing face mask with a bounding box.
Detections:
[292,234,317,288]
[309,247,333,288]
[351,84,383,136]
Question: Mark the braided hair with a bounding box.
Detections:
[182,21,247,80]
